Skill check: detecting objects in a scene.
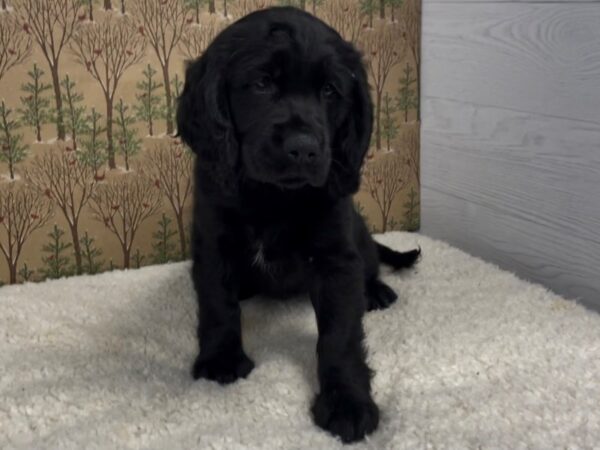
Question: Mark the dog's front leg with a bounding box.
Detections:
[309,216,379,443]
[190,221,254,384]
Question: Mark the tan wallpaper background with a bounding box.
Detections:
[0,0,420,285]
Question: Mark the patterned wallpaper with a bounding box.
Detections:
[0,0,420,285]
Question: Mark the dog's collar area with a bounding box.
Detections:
[251,240,314,268]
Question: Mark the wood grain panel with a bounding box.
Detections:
[428,1,600,4]
[421,1,600,310]
[420,96,600,310]
[421,185,600,306]
[422,3,600,124]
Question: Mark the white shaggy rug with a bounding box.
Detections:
[1,232,600,449]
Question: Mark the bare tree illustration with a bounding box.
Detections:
[70,14,146,169]
[402,0,420,120]
[0,12,32,81]
[145,139,193,259]
[359,26,403,151]
[0,100,27,180]
[179,16,225,60]
[16,0,82,141]
[0,183,53,284]
[89,172,161,268]
[361,152,409,232]
[26,148,97,275]
[321,0,364,44]
[131,0,187,135]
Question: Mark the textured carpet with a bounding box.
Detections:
[1,232,599,449]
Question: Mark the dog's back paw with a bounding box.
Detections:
[366,278,398,311]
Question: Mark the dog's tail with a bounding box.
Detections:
[376,243,421,270]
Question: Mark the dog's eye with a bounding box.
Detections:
[253,75,275,94]
[321,83,337,99]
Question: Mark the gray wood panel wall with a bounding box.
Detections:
[420,0,600,310]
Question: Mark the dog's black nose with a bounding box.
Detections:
[284,134,320,165]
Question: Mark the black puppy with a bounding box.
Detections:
[176,7,420,443]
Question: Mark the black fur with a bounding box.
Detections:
[176,7,419,443]
[377,244,422,270]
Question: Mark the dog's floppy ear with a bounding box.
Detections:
[176,44,238,169]
[327,51,373,198]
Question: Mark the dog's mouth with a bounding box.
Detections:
[276,170,332,189]
[241,142,331,190]
[276,175,311,189]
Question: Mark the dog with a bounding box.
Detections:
[176,7,420,443]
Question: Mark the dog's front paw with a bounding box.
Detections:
[312,389,379,443]
[192,350,254,384]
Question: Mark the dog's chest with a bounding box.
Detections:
[251,241,271,272]
[249,233,309,277]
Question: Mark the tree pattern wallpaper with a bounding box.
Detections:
[0,0,420,285]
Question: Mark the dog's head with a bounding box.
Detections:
[177,7,372,197]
